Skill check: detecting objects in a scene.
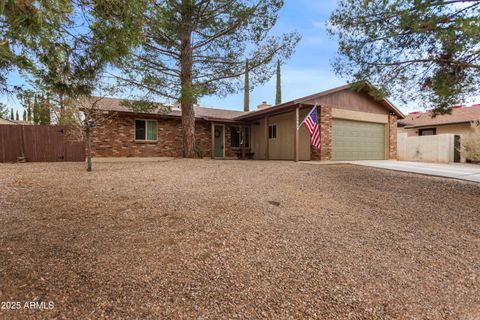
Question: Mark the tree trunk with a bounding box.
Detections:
[180,1,196,158]
[244,60,249,112]
[59,91,65,123]
[86,126,92,172]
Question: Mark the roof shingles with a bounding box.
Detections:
[90,83,405,122]
[92,97,245,121]
[401,105,480,128]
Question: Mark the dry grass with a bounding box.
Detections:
[0,159,479,319]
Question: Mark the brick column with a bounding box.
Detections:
[311,105,332,161]
[320,106,332,160]
[388,114,398,160]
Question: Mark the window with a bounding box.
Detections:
[230,126,250,148]
[135,119,157,141]
[268,125,277,139]
[230,126,240,148]
[419,128,436,136]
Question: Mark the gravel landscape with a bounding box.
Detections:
[0,159,479,319]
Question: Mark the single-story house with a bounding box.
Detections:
[90,84,404,161]
[0,118,31,125]
[0,118,16,125]
[398,104,480,136]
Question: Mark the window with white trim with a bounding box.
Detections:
[135,119,157,141]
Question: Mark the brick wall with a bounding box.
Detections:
[388,114,398,159]
[320,106,333,160]
[91,113,212,158]
[311,105,332,161]
[223,126,239,158]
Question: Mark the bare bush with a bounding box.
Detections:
[459,121,480,162]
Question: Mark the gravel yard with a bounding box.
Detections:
[0,159,479,319]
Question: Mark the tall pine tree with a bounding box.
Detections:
[10,108,14,120]
[27,105,32,122]
[244,60,249,112]
[44,99,51,124]
[275,60,282,105]
[15,110,19,121]
[329,0,480,113]
[23,110,26,121]
[0,102,8,119]
[33,97,40,125]
[118,1,300,157]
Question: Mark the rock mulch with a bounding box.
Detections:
[0,159,479,319]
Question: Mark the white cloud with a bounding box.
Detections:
[311,20,325,29]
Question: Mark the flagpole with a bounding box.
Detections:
[297,104,318,130]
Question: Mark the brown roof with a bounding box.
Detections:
[400,105,480,128]
[235,83,405,120]
[91,97,246,121]
[89,82,404,123]
[11,120,31,125]
[0,118,31,125]
[0,118,15,125]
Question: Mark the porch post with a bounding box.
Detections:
[294,105,300,162]
[211,122,215,159]
[242,126,246,160]
[264,116,269,160]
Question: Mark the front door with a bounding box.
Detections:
[214,125,224,158]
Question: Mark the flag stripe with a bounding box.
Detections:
[301,106,321,149]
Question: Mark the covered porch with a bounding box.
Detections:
[236,102,319,162]
[209,122,255,160]
[210,103,317,161]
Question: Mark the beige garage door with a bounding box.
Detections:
[332,119,386,160]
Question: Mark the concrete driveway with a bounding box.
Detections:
[345,160,480,183]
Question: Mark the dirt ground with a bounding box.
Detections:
[0,159,479,319]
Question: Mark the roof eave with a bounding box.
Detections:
[404,120,473,129]
[235,83,405,120]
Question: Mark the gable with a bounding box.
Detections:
[304,89,389,115]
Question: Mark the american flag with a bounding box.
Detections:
[303,106,321,149]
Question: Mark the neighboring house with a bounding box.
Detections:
[398,104,480,136]
[12,120,31,125]
[90,83,404,161]
[0,118,16,125]
[0,118,31,125]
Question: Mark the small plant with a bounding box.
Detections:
[194,143,203,158]
[459,121,480,163]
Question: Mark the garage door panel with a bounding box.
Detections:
[332,119,385,160]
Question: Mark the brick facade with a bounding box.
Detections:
[388,114,398,160]
[320,106,333,160]
[311,105,332,161]
[91,113,213,158]
[92,109,398,161]
[223,126,238,158]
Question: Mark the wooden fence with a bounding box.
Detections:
[0,125,85,163]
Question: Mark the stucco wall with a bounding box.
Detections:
[266,110,310,160]
[250,110,311,160]
[397,133,457,163]
[250,119,266,160]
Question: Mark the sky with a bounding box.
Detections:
[2,1,472,117]
[200,0,347,111]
